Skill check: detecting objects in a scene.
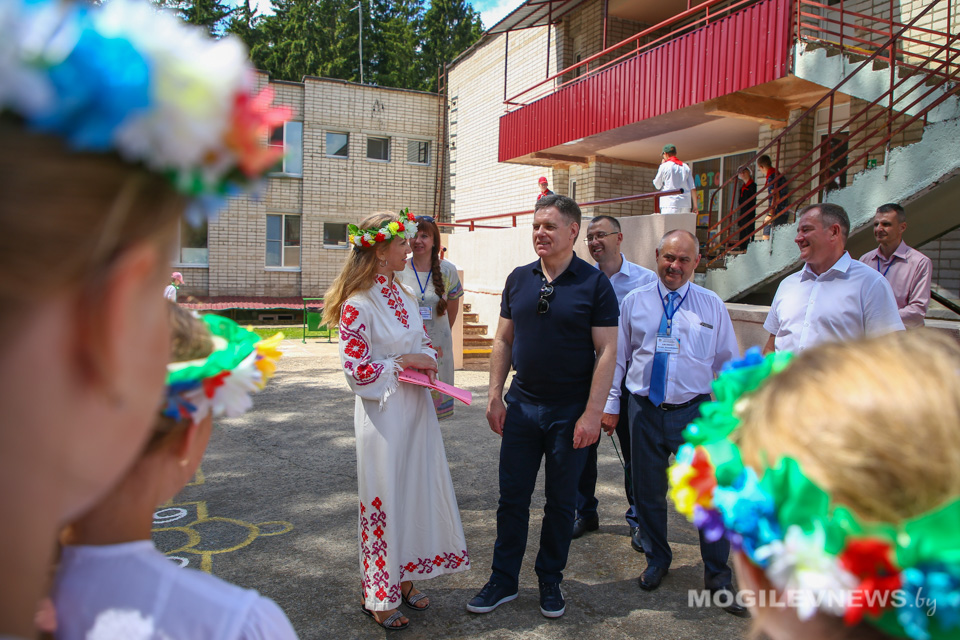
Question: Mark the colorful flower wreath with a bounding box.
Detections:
[348,209,418,248]
[0,0,291,222]
[163,315,282,424]
[668,347,960,640]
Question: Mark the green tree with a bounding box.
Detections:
[157,0,234,37]
[366,0,424,89]
[225,0,265,66]
[420,0,483,91]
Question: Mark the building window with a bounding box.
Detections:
[326,132,349,158]
[178,218,208,265]
[323,222,349,248]
[569,180,577,202]
[266,214,301,268]
[407,140,430,165]
[367,136,390,161]
[269,121,303,176]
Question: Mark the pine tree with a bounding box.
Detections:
[366,0,424,89]
[420,0,483,91]
[157,0,234,37]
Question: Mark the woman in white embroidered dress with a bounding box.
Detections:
[323,211,470,632]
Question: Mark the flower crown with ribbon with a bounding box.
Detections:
[0,0,292,222]
[348,209,418,249]
[668,347,960,640]
[164,315,282,424]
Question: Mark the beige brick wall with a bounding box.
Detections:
[190,72,440,298]
[448,27,569,224]
[920,227,960,299]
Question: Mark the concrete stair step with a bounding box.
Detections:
[465,336,494,347]
[464,348,492,358]
[462,313,480,323]
[464,325,488,336]
[463,303,472,312]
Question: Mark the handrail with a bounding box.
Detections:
[703,0,954,266]
[932,291,960,317]
[458,190,683,231]
[710,37,960,258]
[504,0,759,107]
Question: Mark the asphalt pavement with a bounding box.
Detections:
[152,338,751,640]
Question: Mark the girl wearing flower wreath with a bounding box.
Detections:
[397,216,464,420]
[54,304,293,639]
[323,211,470,631]
[0,0,289,635]
[668,331,960,640]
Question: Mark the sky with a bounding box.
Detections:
[236,0,521,30]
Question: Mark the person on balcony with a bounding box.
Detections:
[573,215,657,551]
[468,194,619,620]
[757,154,790,236]
[653,144,698,215]
[859,203,932,328]
[732,167,758,250]
[763,204,904,355]
[601,230,746,616]
[537,176,554,200]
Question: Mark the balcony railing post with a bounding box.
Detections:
[512,215,517,227]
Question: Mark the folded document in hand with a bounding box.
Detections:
[399,368,473,405]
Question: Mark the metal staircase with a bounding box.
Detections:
[702,0,960,300]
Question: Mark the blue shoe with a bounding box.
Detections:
[466,581,518,614]
[539,581,565,618]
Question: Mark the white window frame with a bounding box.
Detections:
[326,131,350,159]
[174,218,209,267]
[265,213,302,271]
[406,139,431,166]
[366,136,391,162]
[323,222,350,249]
[269,121,303,177]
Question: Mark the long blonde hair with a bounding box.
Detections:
[0,121,185,323]
[323,212,397,327]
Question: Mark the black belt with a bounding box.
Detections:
[656,394,709,411]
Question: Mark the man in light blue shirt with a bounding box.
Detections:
[603,229,746,616]
[572,216,656,555]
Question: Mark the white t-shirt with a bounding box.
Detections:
[53,541,298,640]
[163,284,178,302]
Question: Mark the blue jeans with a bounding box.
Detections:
[490,399,589,589]
[576,380,637,527]
[629,393,732,589]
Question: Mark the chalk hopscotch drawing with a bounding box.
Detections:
[151,464,293,573]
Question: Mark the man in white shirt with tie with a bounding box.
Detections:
[763,203,904,354]
[602,229,745,615]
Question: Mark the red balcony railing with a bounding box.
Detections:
[704,0,959,266]
[498,0,792,162]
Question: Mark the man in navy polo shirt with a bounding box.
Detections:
[466,194,619,619]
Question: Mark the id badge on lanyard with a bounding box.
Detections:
[655,335,680,354]
[419,306,433,321]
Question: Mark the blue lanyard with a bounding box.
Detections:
[413,267,432,303]
[657,283,689,334]
[876,256,893,278]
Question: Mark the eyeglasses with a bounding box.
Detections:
[416,215,435,223]
[584,231,616,243]
[537,282,554,314]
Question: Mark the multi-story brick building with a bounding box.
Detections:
[446,0,960,305]
[176,72,442,306]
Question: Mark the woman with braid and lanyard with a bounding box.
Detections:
[398,216,464,419]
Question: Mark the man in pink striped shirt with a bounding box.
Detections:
[859,203,933,328]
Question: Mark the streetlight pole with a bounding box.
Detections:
[350,2,363,84]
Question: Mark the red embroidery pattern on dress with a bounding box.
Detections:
[360,497,401,604]
[400,550,470,579]
[376,278,410,329]
[340,303,383,386]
